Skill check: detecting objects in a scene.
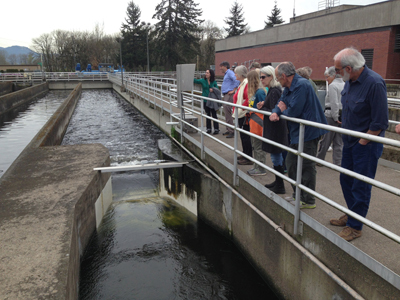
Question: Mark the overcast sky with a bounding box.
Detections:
[1,0,386,49]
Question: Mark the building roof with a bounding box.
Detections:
[216,0,400,52]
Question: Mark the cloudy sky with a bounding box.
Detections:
[1,0,386,49]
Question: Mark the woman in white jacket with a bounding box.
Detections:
[232,65,253,165]
[316,66,345,166]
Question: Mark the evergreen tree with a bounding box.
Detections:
[152,0,203,70]
[264,1,284,28]
[224,1,248,37]
[120,1,148,71]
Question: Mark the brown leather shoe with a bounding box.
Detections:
[330,214,348,226]
[238,158,253,165]
[338,226,362,241]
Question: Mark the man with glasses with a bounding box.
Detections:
[269,62,327,209]
[330,47,388,241]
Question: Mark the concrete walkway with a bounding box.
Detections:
[186,122,400,277]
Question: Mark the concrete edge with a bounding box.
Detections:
[0,82,49,115]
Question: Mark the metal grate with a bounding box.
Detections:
[395,29,400,52]
[361,49,374,69]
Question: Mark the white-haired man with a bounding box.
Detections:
[316,66,345,166]
[270,62,327,209]
[330,48,388,241]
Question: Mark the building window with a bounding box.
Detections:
[361,49,374,69]
[395,29,400,52]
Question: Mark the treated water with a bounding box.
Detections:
[61,89,278,299]
[0,91,68,178]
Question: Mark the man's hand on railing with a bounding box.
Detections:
[270,113,280,122]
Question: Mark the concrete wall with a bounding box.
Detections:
[49,81,113,90]
[0,82,48,115]
[0,83,112,299]
[158,139,400,300]
[0,82,14,96]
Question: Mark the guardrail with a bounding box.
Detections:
[109,72,400,246]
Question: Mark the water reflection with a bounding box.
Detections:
[0,91,69,178]
[79,189,277,300]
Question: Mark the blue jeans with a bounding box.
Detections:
[270,152,283,166]
[340,142,383,230]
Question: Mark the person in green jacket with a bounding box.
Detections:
[194,69,220,134]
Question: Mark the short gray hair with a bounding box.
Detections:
[296,67,309,80]
[334,47,365,71]
[324,66,341,78]
[235,65,248,78]
[260,65,281,88]
[276,62,296,77]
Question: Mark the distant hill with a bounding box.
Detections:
[0,46,38,64]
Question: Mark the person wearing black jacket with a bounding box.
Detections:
[257,66,288,194]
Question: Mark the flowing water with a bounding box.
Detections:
[61,89,279,299]
[0,91,69,178]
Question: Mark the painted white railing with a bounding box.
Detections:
[109,72,400,245]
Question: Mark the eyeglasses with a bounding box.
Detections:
[260,75,271,79]
[335,66,348,73]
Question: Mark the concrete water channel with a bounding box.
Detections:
[1,75,400,299]
[0,87,279,299]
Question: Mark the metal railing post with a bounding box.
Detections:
[169,86,173,123]
[201,100,205,159]
[233,108,239,186]
[294,123,305,235]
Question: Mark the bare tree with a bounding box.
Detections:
[0,50,8,64]
[198,20,224,70]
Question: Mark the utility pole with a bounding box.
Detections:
[119,36,125,92]
[146,30,150,73]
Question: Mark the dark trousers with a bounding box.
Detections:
[340,142,383,230]
[286,138,319,204]
[204,105,219,130]
[238,116,252,157]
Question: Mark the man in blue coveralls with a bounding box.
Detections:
[270,62,327,209]
[330,48,388,241]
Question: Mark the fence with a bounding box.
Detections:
[109,72,400,245]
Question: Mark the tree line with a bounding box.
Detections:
[27,0,284,72]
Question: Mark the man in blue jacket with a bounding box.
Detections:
[270,62,327,209]
[330,48,388,241]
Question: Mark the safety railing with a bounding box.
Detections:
[110,72,400,246]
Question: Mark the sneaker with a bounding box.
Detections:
[284,196,295,202]
[237,155,243,160]
[247,168,267,176]
[330,214,348,226]
[222,131,230,136]
[300,201,316,209]
[238,158,253,165]
[226,133,234,138]
[338,226,362,241]
[206,129,211,134]
[328,146,333,152]
[213,129,220,135]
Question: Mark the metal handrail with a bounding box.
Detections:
[110,72,400,245]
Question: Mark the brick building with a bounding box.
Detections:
[215,0,400,81]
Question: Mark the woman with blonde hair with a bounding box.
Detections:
[257,66,288,193]
[232,65,253,165]
[246,70,267,176]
